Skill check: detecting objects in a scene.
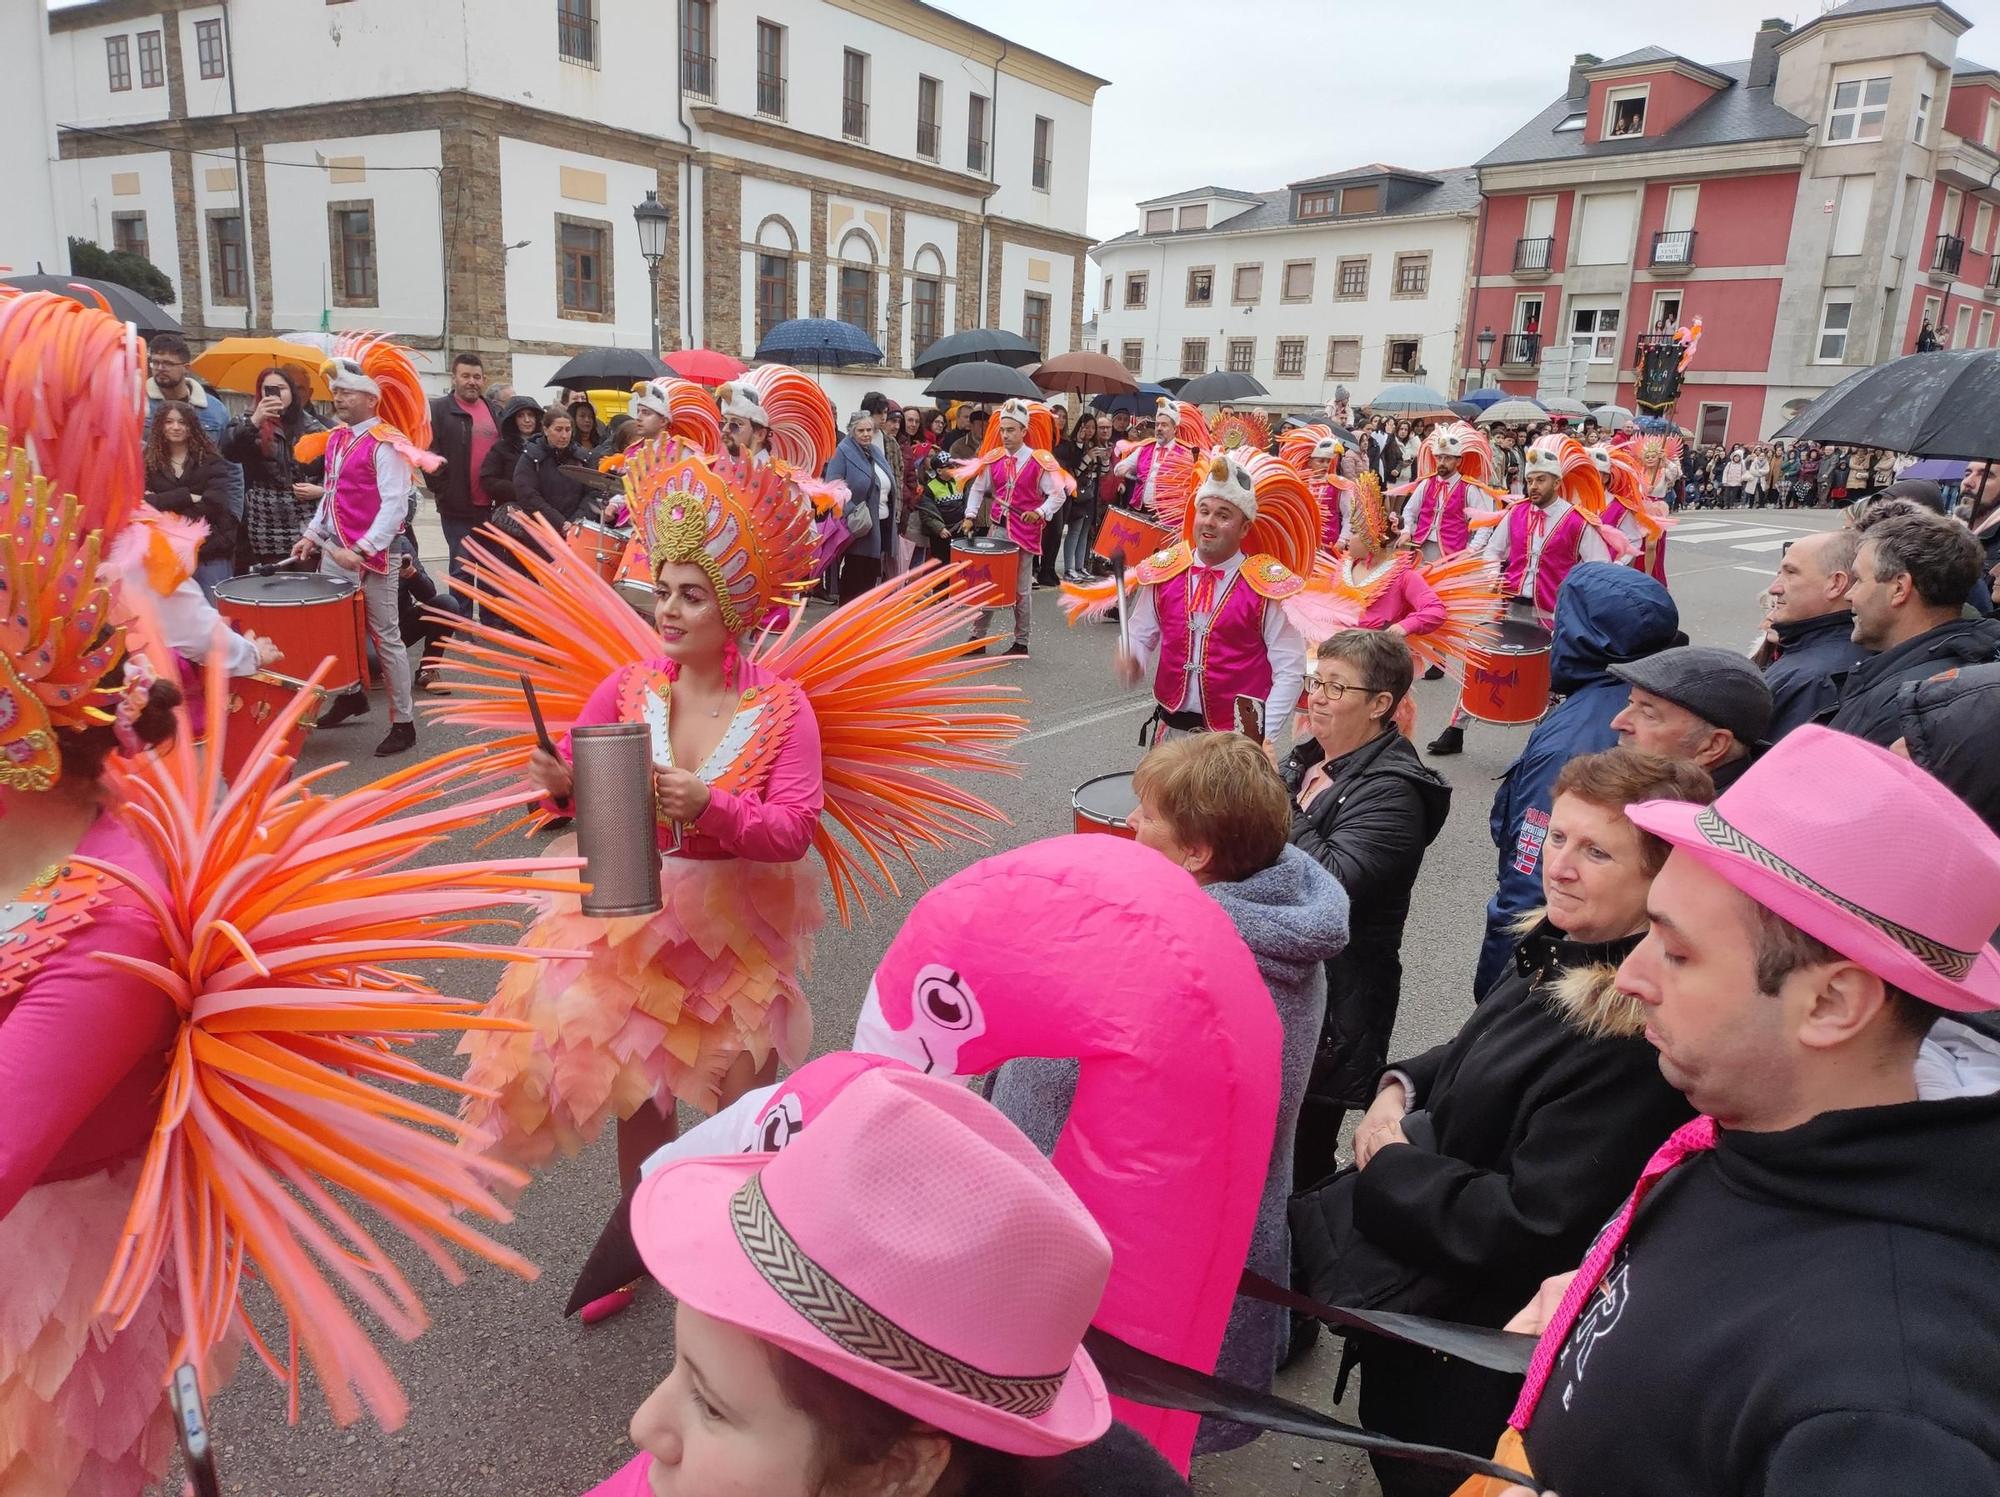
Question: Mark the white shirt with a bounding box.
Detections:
[308,415,413,559]
[1473,497,1615,588]
[1124,549,1307,740]
[145,576,261,677]
[1112,439,1176,511]
[1400,472,1497,544]
[965,448,1065,524]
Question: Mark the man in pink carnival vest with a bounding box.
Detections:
[1117,455,1307,742]
[1400,424,1498,560]
[291,356,418,756]
[964,398,1069,657]
[1428,433,1618,758]
[1113,396,1199,514]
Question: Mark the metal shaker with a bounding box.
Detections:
[571,722,663,917]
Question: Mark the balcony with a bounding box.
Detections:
[557,10,598,68]
[1513,236,1554,276]
[1499,332,1541,369]
[1989,258,2000,295]
[841,97,868,141]
[756,71,785,117]
[1932,233,1965,279]
[1649,229,1696,269]
[681,50,715,101]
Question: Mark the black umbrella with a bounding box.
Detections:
[921,360,1042,402]
[0,274,181,334]
[1176,369,1269,404]
[913,328,1039,377]
[1772,349,2000,459]
[1159,376,1191,394]
[1284,414,1360,447]
[545,347,668,391]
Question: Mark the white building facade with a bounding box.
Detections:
[1089,166,1481,410]
[41,0,1104,409]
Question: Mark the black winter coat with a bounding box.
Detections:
[1283,729,1450,1122]
[143,454,237,565]
[511,437,591,527]
[1824,614,2000,745]
[1762,608,1866,740]
[425,390,505,519]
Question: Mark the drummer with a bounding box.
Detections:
[1113,396,1204,515]
[104,504,280,687]
[1399,424,1499,561]
[960,398,1070,658]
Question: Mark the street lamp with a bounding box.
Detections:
[1475,325,1496,390]
[633,190,671,356]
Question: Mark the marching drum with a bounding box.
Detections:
[614,578,657,617]
[218,672,325,782]
[1093,506,1170,565]
[949,535,1023,609]
[1071,772,1139,839]
[1457,616,1553,726]
[566,519,629,582]
[212,573,369,694]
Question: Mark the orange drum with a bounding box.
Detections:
[567,519,629,582]
[1093,507,1170,564]
[211,573,369,694]
[617,535,649,585]
[1072,772,1139,839]
[218,672,325,782]
[950,536,1022,608]
[1458,617,1554,726]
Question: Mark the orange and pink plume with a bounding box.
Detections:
[0,289,146,536]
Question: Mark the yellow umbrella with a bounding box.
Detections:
[191,337,332,401]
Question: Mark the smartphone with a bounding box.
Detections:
[171,1363,221,1497]
[1234,695,1265,743]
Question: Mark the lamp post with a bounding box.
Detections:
[1475,324,1496,391]
[633,190,670,356]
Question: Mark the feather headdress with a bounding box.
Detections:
[0,288,146,537]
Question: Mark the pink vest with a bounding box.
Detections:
[1153,566,1272,731]
[326,425,391,574]
[1134,441,1172,511]
[991,452,1048,555]
[1315,479,1343,550]
[1604,500,1669,582]
[1409,475,1472,553]
[1502,503,1590,615]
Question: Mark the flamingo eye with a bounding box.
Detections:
[914,969,975,1031]
[756,1099,802,1152]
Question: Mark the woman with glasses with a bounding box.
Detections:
[222,364,328,568]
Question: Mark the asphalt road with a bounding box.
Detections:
[196,505,1837,1496]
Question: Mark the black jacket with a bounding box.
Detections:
[478,397,544,514]
[221,408,327,492]
[1525,1092,2000,1496]
[1283,729,1451,1118]
[511,436,590,527]
[143,454,237,565]
[993,1422,1189,1495]
[1762,608,1866,740]
[424,389,505,519]
[1824,614,2000,746]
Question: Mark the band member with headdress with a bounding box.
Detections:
[1280,426,1354,550]
[954,397,1073,657]
[1399,422,1504,560]
[1112,395,1209,515]
[1592,440,1671,582]
[1340,472,1503,682]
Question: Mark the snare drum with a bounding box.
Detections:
[567,520,629,582]
[212,573,369,694]
[1457,616,1553,726]
[614,577,656,616]
[1072,772,1139,839]
[1093,507,1171,565]
[950,536,1023,609]
[218,672,325,782]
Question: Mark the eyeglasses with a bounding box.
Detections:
[1305,676,1363,699]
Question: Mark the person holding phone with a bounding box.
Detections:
[223,364,328,568]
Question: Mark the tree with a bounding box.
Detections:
[67,236,176,305]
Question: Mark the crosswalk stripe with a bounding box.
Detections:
[1674,526,1786,544]
[1731,538,1793,553]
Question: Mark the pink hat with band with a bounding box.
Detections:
[628,1066,1113,1456]
[1627,725,2000,1014]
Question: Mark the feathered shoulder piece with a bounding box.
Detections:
[0,289,146,537]
[102,503,208,597]
[1133,542,1194,586]
[947,444,1076,495]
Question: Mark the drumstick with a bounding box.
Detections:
[1111,547,1131,658]
[170,1363,222,1497]
[521,676,561,759]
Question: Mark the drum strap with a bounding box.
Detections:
[1140,705,1207,747]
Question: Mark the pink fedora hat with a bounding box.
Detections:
[1626,725,2000,1013]
[628,1066,1113,1456]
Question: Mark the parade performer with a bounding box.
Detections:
[290,334,441,758]
[1590,441,1670,582]
[1112,396,1209,515]
[1341,472,1502,681]
[1399,422,1504,560]
[955,397,1073,657]
[102,503,279,688]
[1280,426,1353,550]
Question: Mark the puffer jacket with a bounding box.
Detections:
[1825,614,2000,747]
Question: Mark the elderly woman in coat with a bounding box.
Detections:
[823,408,893,603]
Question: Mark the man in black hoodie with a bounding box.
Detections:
[1503,726,2000,1497]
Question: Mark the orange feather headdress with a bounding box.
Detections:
[720,364,840,472]
[632,377,724,455]
[626,444,818,633]
[1416,420,1498,487]
[0,288,146,537]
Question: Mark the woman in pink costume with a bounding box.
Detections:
[1337,471,1502,684]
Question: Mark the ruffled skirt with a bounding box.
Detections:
[459,843,820,1172]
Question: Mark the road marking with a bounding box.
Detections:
[1673,526,1787,545]
[1731,538,1794,553]
[1018,694,1148,745]
[1732,565,1776,575]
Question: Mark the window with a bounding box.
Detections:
[1179,338,1208,376]
[1914,91,1931,144]
[329,203,378,305]
[1575,191,1637,265]
[1953,301,1973,349]
[1921,295,1942,340]
[1384,337,1421,376]
[558,0,597,68]
[1281,260,1314,301]
[1185,268,1213,306]
[1513,294,1544,334]
[1226,338,1255,374]
[680,0,715,97]
[1123,272,1147,309]
[1144,208,1172,234]
[195,18,225,80]
[1976,201,1995,254]
[1297,191,1333,219]
[914,75,941,159]
[207,213,245,304]
[1275,337,1306,378]
[1942,186,1963,233]
[1393,252,1430,297]
[137,29,164,88]
[1826,75,1891,144]
[1554,110,1586,132]
[967,94,989,173]
[1816,293,1853,362]
[1177,204,1205,230]
[1231,263,1263,304]
[1829,175,1873,257]
[756,253,794,343]
[1696,402,1730,446]
[1569,302,1622,362]
[1980,309,1995,348]
[111,212,148,262]
[1339,184,1381,215]
[841,49,868,140]
[1986,100,2000,152]
[1605,85,1647,137]
[105,35,131,91]
[756,22,785,116]
[558,217,610,317]
[1021,292,1050,354]
[908,273,940,354]
[1336,256,1369,300]
[1648,291,1682,332]
[1120,340,1144,375]
[1032,116,1053,192]
[839,265,874,333]
[1326,337,1361,378]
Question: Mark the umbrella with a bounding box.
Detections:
[192,337,334,400]
[0,274,181,335]
[1283,415,1361,447]
[1539,395,1593,418]
[1360,382,1455,417]
[922,360,1042,402]
[1899,457,1967,484]
[547,347,668,392]
[1590,404,1635,431]
[1772,349,2000,460]
[1461,386,1510,410]
[1447,401,1481,421]
[1091,384,1172,417]
[1477,398,1550,425]
[1030,350,1137,396]
[1177,369,1269,404]
[912,328,1039,377]
[1633,415,1686,437]
[1159,376,1192,393]
[754,317,883,369]
[662,347,746,386]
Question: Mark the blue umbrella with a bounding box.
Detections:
[1091,383,1169,417]
[1461,387,1509,410]
[752,317,883,369]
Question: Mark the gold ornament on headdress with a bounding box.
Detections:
[626,444,817,634]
